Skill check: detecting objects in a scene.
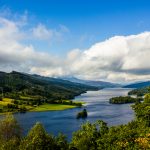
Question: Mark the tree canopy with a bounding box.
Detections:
[0,90,150,149]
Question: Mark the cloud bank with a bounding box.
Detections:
[0,14,150,82]
[67,32,150,82]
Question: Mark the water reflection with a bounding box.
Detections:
[0,88,134,140]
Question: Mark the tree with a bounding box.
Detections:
[71,122,98,150]
[0,96,2,101]
[96,120,108,136]
[0,114,22,149]
[144,94,150,103]
[20,122,57,150]
[19,105,27,113]
[55,133,69,150]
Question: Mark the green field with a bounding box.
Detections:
[0,98,13,106]
[30,104,77,111]
[0,97,84,113]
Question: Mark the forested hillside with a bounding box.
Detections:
[124,81,150,88]
[0,71,98,100]
[128,86,150,96]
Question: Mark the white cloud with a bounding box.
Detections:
[1,12,150,82]
[66,32,150,82]
[67,49,81,61]
[0,17,62,75]
[32,23,70,43]
[32,23,53,40]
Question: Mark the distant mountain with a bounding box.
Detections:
[123,81,150,88]
[0,71,98,100]
[59,76,120,88]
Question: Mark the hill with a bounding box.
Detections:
[60,76,120,88]
[0,71,98,100]
[123,81,150,88]
[128,86,150,96]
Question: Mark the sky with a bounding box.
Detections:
[0,0,150,83]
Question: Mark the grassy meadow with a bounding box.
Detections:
[0,97,83,113]
[31,103,76,111]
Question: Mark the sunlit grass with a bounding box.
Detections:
[19,96,32,99]
[67,100,85,103]
[30,104,77,112]
[0,98,84,112]
[0,98,13,106]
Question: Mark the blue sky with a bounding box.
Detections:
[0,0,150,55]
[0,0,150,82]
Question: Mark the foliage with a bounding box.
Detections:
[144,93,150,103]
[55,133,69,150]
[20,122,57,150]
[109,96,142,104]
[71,122,99,150]
[72,104,150,149]
[19,105,27,113]
[1,89,150,149]
[128,86,150,96]
[0,114,22,150]
[0,71,97,113]
[0,71,97,101]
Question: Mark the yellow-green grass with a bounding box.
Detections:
[0,98,85,113]
[19,96,32,100]
[19,95,39,100]
[75,101,86,104]
[30,104,77,112]
[0,98,13,106]
[60,100,85,104]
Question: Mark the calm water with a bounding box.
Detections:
[1,88,134,139]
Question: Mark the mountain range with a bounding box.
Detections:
[0,71,98,100]
[123,81,150,88]
[60,76,120,88]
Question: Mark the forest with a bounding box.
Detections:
[1,92,150,149]
[109,96,143,104]
[0,71,97,100]
[0,71,97,113]
[128,86,150,96]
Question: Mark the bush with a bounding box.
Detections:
[144,94,150,103]
[19,105,27,113]
[13,100,18,105]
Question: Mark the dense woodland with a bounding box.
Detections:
[128,86,150,96]
[1,91,150,149]
[109,96,143,104]
[0,71,97,113]
[0,71,97,100]
[0,72,150,150]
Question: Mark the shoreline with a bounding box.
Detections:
[0,101,85,115]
